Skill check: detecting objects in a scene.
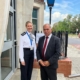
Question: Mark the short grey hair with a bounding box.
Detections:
[43,24,51,28]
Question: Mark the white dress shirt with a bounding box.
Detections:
[43,34,52,55]
[19,31,36,62]
[38,33,52,62]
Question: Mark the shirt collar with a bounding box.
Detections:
[45,33,52,38]
[27,31,31,35]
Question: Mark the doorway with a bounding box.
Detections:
[0,0,17,80]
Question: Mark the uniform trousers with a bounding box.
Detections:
[20,48,34,80]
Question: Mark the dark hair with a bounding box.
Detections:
[25,21,32,26]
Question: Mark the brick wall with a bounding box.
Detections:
[33,58,72,77]
[57,58,72,77]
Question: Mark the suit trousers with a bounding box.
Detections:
[20,49,34,80]
[40,66,57,80]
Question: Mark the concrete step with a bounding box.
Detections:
[57,73,66,80]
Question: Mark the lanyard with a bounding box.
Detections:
[26,32,33,45]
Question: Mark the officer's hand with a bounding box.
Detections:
[21,61,25,66]
[39,60,45,66]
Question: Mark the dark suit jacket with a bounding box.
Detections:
[36,34,61,69]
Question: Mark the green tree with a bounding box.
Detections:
[52,14,80,33]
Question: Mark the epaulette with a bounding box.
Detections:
[21,32,26,36]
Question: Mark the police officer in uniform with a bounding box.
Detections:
[19,21,36,80]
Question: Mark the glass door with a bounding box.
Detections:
[1,14,14,80]
[0,0,16,79]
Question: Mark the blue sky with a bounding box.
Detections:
[44,0,80,25]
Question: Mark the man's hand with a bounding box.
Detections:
[44,61,50,67]
[39,60,45,66]
[21,61,25,66]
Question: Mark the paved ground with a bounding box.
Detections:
[10,44,80,80]
[10,69,66,80]
[71,44,80,49]
[66,45,80,80]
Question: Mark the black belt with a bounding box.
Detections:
[23,48,33,50]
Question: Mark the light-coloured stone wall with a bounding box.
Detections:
[33,1,45,32]
[16,0,44,67]
[0,0,44,68]
[0,0,10,56]
[16,0,34,67]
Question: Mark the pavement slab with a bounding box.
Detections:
[10,69,66,80]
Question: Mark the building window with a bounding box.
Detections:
[4,15,12,42]
[10,0,12,6]
[32,9,37,18]
[32,8,38,32]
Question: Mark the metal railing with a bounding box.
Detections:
[52,31,68,57]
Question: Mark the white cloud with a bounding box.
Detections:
[45,1,47,6]
[52,12,68,20]
[44,10,68,26]
[55,0,73,8]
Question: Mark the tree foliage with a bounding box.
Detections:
[52,14,80,33]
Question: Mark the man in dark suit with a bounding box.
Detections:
[36,24,61,80]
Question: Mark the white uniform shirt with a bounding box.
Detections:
[19,31,36,62]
